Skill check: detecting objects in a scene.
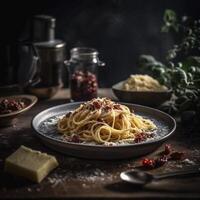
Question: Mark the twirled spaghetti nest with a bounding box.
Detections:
[57,98,157,144]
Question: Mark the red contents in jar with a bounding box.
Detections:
[70,70,98,101]
[0,99,25,114]
[142,158,156,169]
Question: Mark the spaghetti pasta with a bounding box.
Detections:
[57,98,157,144]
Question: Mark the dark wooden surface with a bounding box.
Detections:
[0,89,200,199]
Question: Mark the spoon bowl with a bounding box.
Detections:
[120,167,200,186]
[120,170,154,185]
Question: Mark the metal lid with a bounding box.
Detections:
[34,40,65,49]
[70,47,98,60]
[34,15,55,27]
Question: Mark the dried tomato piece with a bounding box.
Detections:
[142,158,156,169]
[170,152,185,160]
[113,104,122,110]
[134,133,147,143]
[70,135,81,143]
[164,144,172,155]
[104,105,111,111]
[93,101,101,109]
[155,155,168,167]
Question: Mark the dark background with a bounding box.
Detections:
[0,0,199,87]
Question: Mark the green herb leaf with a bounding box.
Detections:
[161,9,179,32]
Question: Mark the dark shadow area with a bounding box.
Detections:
[0,0,200,87]
[105,177,200,194]
[0,171,36,190]
[105,181,144,193]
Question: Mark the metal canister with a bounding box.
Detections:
[34,40,65,87]
[28,15,66,98]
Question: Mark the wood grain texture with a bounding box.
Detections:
[0,89,200,199]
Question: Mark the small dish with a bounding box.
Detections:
[112,81,172,107]
[0,95,38,126]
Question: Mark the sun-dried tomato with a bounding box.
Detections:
[155,155,168,167]
[170,152,185,160]
[142,158,156,169]
[70,135,81,143]
[113,104,122,110]
[93,101,102,109]
[104,105,111,111]
[134,133,147,143]
[164,144,172,155]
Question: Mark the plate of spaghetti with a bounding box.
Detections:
[32,98,176,160]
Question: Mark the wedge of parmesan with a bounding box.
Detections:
[4,145,58,183]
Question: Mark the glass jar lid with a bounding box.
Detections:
[70,47,98,60]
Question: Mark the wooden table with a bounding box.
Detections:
[0,89,200,199]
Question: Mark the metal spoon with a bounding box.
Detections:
[120,167,200,186]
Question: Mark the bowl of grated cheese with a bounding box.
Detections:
[112,74,172,107]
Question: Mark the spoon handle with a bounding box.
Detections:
[154,167,200,180]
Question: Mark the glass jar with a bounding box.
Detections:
[65,47,105,101]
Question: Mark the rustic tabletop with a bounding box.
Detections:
[0,89,200,199]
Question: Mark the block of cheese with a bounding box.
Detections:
[4,145,58,183]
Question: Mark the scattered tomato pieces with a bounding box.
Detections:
[142,158,156,169]
[134,132,154,143]
[141,144,185,169]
